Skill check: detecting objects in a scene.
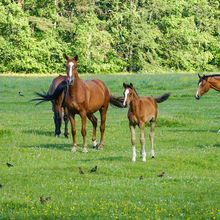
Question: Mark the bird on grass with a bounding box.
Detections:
[89,166,97,173]
[18,92,24,97]
[45,197,51,201]
[40,197,46,204]
[157,172,165,178]
[139,175,143,180]
[0,184,2,188]
[78,167,84,174]
[6,162,13,167]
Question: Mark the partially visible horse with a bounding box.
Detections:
[34,54,124,153]
[195,74,220,133]
[33,75,69,138]
[123,83,170,162]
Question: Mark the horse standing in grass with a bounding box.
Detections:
[195,74,220,133]
[34,54,124,153]
[34,75,69,138]
[123,83,170,162]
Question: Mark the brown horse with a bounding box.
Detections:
[195,74,220,133]
[123,83,170,162]
[34,54,124,153]
[33,75,69,138]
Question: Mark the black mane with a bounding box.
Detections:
[199,74,220,84]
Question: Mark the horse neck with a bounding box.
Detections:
[130,93,140,113]
[208,76,220,92]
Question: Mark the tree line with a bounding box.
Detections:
[0,0,219,73]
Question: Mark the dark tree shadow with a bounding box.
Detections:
[23,129,54,137]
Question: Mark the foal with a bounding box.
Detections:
[123,83,170,162]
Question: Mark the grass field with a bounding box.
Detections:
[0,73,219,219]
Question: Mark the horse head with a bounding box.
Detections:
[195,74,210,100]
[123,83,135,107]
[63,54,78,86]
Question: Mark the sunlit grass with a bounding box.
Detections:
[0,73,219,219]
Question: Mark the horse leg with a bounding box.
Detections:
[54,106,62,137]
[69,114,77,152]
[63,107,69,138]
[218,129,220,134]
[80,112,88,153]
[140,122,146,162]
[130,124,136,162]
[98,106,107,150]
[149,120,156,158]
[87,113,98,148]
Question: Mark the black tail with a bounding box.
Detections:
[30,81,67,105]
[155,93,170,103]
[109,95,125,108]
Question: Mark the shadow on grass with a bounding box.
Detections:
[23,129,55,137]
[22,143,71,151]
[196,143,220,148]
[98,156,126,161]
[168,129,217,133]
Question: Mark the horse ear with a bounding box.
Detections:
[123,83,126,88]
[198,74,201,78]
[74,55,78,61]
[63,54,69,60]
[130,83,133,88]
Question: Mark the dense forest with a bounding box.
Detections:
[0,0,219,73]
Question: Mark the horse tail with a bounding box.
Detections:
[109,95,125,108]
[155,93,170,103]
[31,81,67,105]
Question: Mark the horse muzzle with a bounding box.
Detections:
[195,95,200,100]
[68,78,74,86]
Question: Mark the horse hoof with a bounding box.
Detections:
[82,151,88,154]
[64,135,69,139]
[98,148,103,151]
[55,134,60,138]
[71,148,76,152]
[151,156,155,159]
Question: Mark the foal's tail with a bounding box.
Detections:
[155,93,170,103]
[109,95,125,108]
[30,81,67,105]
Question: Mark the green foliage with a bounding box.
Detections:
[0,0,219,73]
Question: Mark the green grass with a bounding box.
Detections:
[0,73,219,219]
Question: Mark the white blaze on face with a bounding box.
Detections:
[196,82,201,98]
[123,89,129,106]
[69,62,74,78]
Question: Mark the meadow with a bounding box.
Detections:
[0,73,219,219]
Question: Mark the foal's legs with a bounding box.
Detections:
[139,122,146,162]
[87,113,98,148]
[149,120,156,158]
[130,124,136,162]
[98,106,108,150]
[80,111,88,153]
[69,114,77,152]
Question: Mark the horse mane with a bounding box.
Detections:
[199,74,220,83]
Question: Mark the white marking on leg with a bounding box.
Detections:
[123,89,129,106]
[142,152,146,162]
[132,145,136,162]
[151,149,155,158]
[93,140,98,147]
[218,130,220,134]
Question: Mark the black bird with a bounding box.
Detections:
[45,196,51,201]
[40,197,46,204]
[78,167,84,174]
[89,166,97,173]
[18,92,24,97]
[139,175,143,180]
[157,172,165,178]
[0,184,2,188]
[6,162,13,167]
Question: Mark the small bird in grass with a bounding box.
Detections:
[157,172,165,178]
[6,162,13,167]
[139,175,143,180]
[45,196,51,201]
[40,197,46,204]
[89,166,97,173]
[18,92,24,97]
[78,167,84,174]
[0,184,2,188]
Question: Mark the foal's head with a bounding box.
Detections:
[63,54,78,86]
[123,83,138,107]
[195,74,210,100]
